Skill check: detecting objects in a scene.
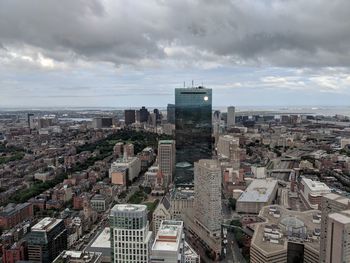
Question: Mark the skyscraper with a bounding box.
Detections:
[227,106,235,127]
[194,159,222,235]
[167,104,175,124]
[175,86,212,184]
[124,110,136,125]
[110,204,152,263]
[26,217,67,263]
[158,140,176,187]
[139,106,149,123]
[320,193,350,263]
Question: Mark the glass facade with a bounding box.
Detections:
[175,87,212,185]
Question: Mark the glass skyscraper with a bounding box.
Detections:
[175,86,212,185]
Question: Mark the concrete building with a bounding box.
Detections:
[110,204,152,263]
[167,104,175,124]
[169,188,195,220]
[158,140,176,187]
[250,205,320,263]
[299,177,331,209]
[90,194,108,212]
[236,179,278,214]
[150,220,185,263]
[251,165,266,179]
[109,157,141,183]
[53,250,102,263]
[113,142,124,157]
[227,106,236,127]
[110,167,127,186]
[92,117,114,129]
[324,210,350,263]
[194,159,222,235]
[320,194,350,263]
[26,217,67,263]
[152,196,171,234]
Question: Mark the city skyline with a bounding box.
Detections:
[1,1,350,107]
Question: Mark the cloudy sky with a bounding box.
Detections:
[1,0,350,108]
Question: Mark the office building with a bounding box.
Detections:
[27,113,35,129]
[184,241,200,263]
[151,220,185,263]
[194,159,222,234]
[26,217,67,263]
[216,135,240,163]
[167,104,175,124]
[139,106,149,123]
[53,250,102,263]
[169,187,195,220]
[110,204,152,263]
[109,157,141,183]
[182,160,222,258]
[175,86,212,184]
[324,210,350,263]
[299,177,331,209]
[124,110,136,126]
[236,179,278,214]
[91,117,113,129]
[113,142,124,157]
[250,205,320,263]
[227,106,235,127]
[320,193,350,263]
[90,194,108,212]
[158,140,176,186]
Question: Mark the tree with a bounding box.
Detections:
[228,197,237,210]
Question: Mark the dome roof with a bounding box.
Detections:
[280,216,305,229]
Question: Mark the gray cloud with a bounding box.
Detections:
[0,0,350,68]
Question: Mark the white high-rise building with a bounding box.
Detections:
[151,220,185,263]
[110,204,152,263]
[158,140,176,186]
[194,159,222,235]
[227,106,235,127]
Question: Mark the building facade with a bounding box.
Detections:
[175,87,212,185]
[26,217,67,263]
[227,106,235,127]
[110,204,152,263]
[158,140,176,187]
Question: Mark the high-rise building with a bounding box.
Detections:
[325,210,350,263]
[175,86,212,184]
[110,204,152,263]
[150,220,185,263]
[320,193,350,263]
[158,140,176,186]
[139,106,149,123]
[194,159,222,235]
[26,217,67,263]
[227,106,235,127]
[167,104,175,124]
[27,113,35,129]
[124,143,135,157]
[124,110,136,125]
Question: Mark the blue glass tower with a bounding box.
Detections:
[175,86,212,185]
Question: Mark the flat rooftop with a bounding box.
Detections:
[110,204,147,213]
[32,217,62,232]
[238,179,278,203]
[302,177,331,192]
[86,227,111,257]
[251,205,321,255]
[152,221,183,252]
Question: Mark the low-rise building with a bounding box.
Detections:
[90,194,108,212]
[236,179,278,214]
[53,250,102,263]
[299,177,331,209]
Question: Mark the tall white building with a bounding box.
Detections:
[110,204,152,263]
[151,220,185,263]
[158,140,176,186]
[194,159,222,235]
[227,106,235,127]
[216,135,240,164]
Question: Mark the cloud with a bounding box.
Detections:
[1,0,350,68]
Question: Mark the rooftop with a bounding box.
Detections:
[152,221,183,252]
[32,217,62,232]
[302,177,331,192]
[251,205,321,255]
[110,204,147,213]
[238,179,278,203]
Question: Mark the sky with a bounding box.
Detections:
[1,0,350,108]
